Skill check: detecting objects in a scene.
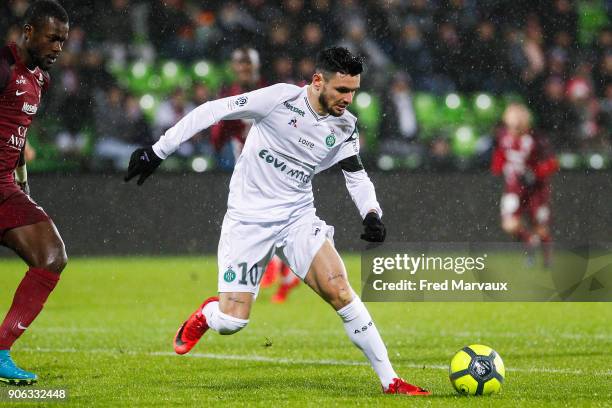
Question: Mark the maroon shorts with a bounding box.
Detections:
[0,189,50,238]
[500,188,551,225]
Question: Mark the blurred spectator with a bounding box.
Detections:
[394,22,433,91]
[1,0,610,171]
[379,73,423,158]
[93,86,152,169]
[154,88,198,156]
[430,22,463,92]
[534,76,578,150]
[380,73,418,143]
[463,20,506,92]
[339,16,392,90]
[211,48,266,163]
[566,74,607,151]
[600,83,612,138]
[97,0,133,66]
[148,0,193,60]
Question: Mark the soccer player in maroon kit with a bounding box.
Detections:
[491,103,559,266]
[0,0,69,384]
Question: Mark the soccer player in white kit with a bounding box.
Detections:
[125,47,430,396]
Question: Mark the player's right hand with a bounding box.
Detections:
[361,212,386,242]
[124,146,163,186]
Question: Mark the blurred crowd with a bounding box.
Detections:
[1,0,610,172]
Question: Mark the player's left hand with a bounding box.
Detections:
[361,212,386,242]
[124,146,163,186]
[17,181,30,196]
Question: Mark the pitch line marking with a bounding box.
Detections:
[18,347,612,377]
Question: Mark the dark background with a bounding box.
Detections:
[1,171,608,256]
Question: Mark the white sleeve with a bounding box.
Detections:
[343,169,383,219]
[316,126,360,174]
[153,83,291,159]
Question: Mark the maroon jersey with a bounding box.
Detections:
[210,81,266,152]
[490,128,559,194]
[0,43,50,201]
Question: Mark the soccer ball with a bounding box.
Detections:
[449,344,505,396]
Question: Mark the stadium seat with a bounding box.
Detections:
[472,93,502,131]
[413,92,442,139]
[578,0,610,45]
[191,60,224,92]
[353,92,381,150]
[450,125,478,158]
[442,93,471,127]
[159,60,192,94]
[127,60,155,95]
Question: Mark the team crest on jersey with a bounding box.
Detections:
[325,133,336,147]
[223,267,236,283]
[235,96,248,107]
[288,117,298,128]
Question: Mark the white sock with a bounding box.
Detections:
[202,301,249,335]
[337,297,398,388]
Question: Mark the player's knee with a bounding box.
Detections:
[501,218,519,235]
[324,283,354,310]
[216,311,249,335]
[42,243,68,274]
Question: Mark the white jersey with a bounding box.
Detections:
[153,83,381,222]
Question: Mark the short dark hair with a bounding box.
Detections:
[315,47,363,77]
[24,0,69,29]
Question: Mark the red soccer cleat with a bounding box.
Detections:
[174,296,219,355]
[383,378,431,396]
[260,258,280,288]
[271,276,300,303]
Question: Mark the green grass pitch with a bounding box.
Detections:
[1,256,611,407]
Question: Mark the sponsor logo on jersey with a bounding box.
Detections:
[259,149,288,171]
[235,96,248,107]
[288,117,298,128]
[283,101,305,117]
[223,268,236,282]
[6,135,25,150]
[16,76,26,85]
[16,90,26,96]
[298,137,314,149]
[22,101,38,115]
[258,149,312,184]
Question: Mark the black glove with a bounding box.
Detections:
[519,169,536,188]
[361,212,386,242]
[17,181,29,196]
[124,146,163,186]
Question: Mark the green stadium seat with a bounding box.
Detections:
[353,91,381,150]
[159,60,192,93]
[578,0,610,45]
[442,93,471,127]
[472,93,502,131]
[127,60,154,95]
[191,60,224,92]
[413,92,443,139]
[450,125,478,158]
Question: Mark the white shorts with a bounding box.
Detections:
[217,211,335,295]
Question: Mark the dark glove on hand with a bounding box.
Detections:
[17,181,29,196]
[519,169,536,188]
[124,146,163,186]
[360,212,386,242]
